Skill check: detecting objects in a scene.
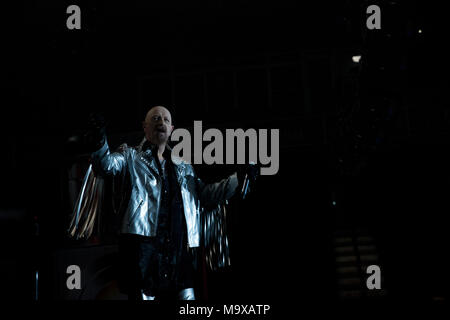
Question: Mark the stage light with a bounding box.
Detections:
[35,270,39,301]
[352,55,362,63]
[67,135,79,142]
[418,29,422,34]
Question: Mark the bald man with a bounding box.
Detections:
[89,106,240,300]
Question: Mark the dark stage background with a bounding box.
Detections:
[2,0,450,308]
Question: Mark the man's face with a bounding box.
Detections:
[143,106,174,145]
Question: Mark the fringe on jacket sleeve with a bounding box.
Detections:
[201,201,231,271]
[68,164,105,240]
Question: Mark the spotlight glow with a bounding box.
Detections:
[352,55,362,63]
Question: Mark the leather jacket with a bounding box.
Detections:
[91,138,238,248]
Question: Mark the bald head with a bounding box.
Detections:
[143,106,174,146]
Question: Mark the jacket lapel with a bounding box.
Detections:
[137,138,185,183]
[139,149,160,178]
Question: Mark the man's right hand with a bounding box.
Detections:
[85,113,107,151]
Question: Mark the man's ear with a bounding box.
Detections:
[142,121,147,129]
[168,125,174,141]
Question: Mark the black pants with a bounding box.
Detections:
[117,233,197,300]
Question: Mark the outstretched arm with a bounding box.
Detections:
[91,139,128,176]
[195,163,259,208]
[86,113,127,176]
[196,172,239,208]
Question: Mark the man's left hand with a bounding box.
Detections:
[237,163,260,199]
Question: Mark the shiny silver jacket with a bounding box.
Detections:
[91,138,238,248]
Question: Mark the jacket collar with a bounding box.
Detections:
[137,137,186,182]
